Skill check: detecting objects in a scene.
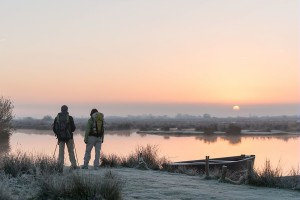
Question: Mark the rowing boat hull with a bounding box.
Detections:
[168,154,255,172]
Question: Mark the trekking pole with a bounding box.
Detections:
[53,142,58,159]
[73,141,80,167]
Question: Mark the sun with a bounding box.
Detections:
[233,105,240,110]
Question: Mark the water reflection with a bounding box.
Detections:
[163,136,170,140]
[16,129,300,145]
[182,134,298,145]
[8,130,300,175]
[0,131,11,156]
[220,136,242,145]
[195,135,218,144]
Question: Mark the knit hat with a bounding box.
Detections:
[90,108,98,116]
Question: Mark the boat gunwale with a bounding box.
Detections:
[170,155,255,166]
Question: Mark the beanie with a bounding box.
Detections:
[90,108,98,116]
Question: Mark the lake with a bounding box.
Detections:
[3,129,300,175]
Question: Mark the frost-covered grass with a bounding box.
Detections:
[0,151,62,177]
[248,160,300,189]
[101,144,170,170]
[0,181,13,200]
[164,159,300,190]
[36,170,123,200]
[0,147,299,200]
[0,151,123,199]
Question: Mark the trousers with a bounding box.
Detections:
[83,136,102,167]
[58,139,77,167]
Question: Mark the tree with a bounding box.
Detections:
[0,96,14,134]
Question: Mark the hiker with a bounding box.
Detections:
[82,108,105,170]
[53,105,78,169]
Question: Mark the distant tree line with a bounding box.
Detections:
[12,114,300,133]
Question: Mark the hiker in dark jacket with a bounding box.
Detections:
[82,108,104,170]
[53,105,78,169]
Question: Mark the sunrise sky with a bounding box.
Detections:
[0,0,299,118]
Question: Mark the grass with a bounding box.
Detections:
[164,159,300,190]
[1,151,35,177]
[101,145,300,191]
[101,153,122,168]
[0,151,62,177]
[0,181,13,200]
[34,154,63,174]
[1,146,299,200]
[0,152,123,199]
[248,160,283,187]
[36,170,123,200]
[282,167,300,190]
[100,144,170,170]
[247,160,300,189]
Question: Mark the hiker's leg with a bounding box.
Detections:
[94,137,102,167]
[83,136,94,167]
[58,141,65,165]
[66,139,77,167]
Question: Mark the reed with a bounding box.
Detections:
[101,145,170,170]
[134,144,168,170]
[247,160,283,187]
[34,154,63,174]
[101,153,122,167]
[36,170,123,200]
[0,151,35,177]
[0,152,62,177]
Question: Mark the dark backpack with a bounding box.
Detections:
[55,113,72,141]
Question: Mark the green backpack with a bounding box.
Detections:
[92,112,104,138]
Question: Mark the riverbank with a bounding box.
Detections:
[137,129,300,136]
[3,167,300,200]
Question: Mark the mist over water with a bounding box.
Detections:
[14,103,300,118]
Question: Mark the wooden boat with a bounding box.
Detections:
[168,154,255,172]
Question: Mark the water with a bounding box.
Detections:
[4,129,300,175]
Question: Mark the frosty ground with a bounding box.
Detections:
[93,168,298,200]
[7,167,299,200]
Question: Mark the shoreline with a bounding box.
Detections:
[137,130,300,136]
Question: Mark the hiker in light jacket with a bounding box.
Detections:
[53,105,78,170]
[82,108,104,170]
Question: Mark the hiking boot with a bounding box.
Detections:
[81,165,88,169]
[70,165,79,170]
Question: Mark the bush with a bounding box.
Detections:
[34,154,63,174]
[248,160,283,187]
[101,153,122,167]
[281,167,300,190]
[36,170,123,200]
[135,145,167,170]
[0,152,62,177]
[1,151,35,177]
[120,154,137,168]
[100,145,169,170]
[0,96,14,133]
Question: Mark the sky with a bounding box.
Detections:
[0,0,299,118]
